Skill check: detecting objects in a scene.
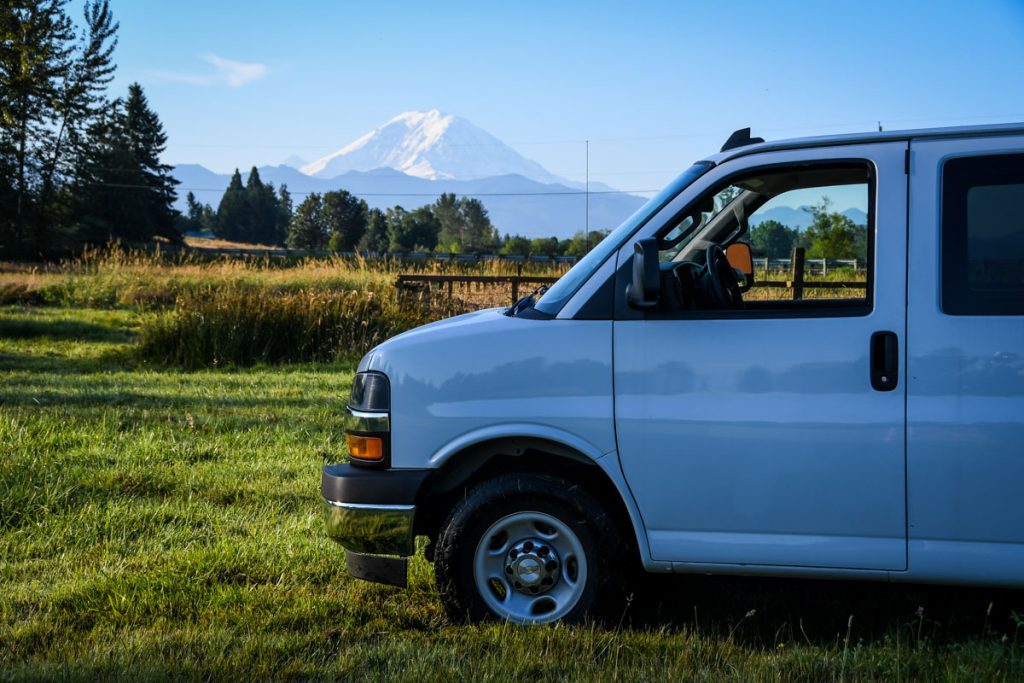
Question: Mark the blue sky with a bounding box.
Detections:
[90,0,1024,192]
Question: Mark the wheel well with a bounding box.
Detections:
[414,439,640,563]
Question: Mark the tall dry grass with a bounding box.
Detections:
[0,245,568,309]
[138,286,463,368]
[0,246,566,366]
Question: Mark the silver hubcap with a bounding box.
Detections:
[473,511,587,623]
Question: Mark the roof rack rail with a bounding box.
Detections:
[721,127,765,152]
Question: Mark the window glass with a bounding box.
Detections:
[534,162,711,315]
[942,154,1024,315]
[654,163,872,313]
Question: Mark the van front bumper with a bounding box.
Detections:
[321,463,430,587]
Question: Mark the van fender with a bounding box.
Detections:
[426,423,671,573]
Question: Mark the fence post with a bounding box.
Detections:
[822,258,828,277]
[791,247,805,301]
[511,277,520,304]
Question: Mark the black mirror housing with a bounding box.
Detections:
[626,238,661,310]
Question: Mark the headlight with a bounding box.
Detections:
[346,372,390,467]
[349,372,390,412]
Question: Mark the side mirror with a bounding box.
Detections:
[626,238,661,310]
[726,242,755,291]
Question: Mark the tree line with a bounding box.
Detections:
[1,1,180,258]
[746,199,867,261]
[185,180,607,257]
[0,2,606,261]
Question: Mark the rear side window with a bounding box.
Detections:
[942,153,1024,315]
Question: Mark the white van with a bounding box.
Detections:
[322,123,1024,624]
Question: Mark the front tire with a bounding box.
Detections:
[434,473,625,624]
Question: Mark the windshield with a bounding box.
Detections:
[533,161,713,315]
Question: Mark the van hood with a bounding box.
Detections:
[352,308,616,469]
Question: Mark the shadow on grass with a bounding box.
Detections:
[0,315,134,343]
[625,572,1024,647]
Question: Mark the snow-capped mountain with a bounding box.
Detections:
[173,110,651,238]
[301,110,565,184]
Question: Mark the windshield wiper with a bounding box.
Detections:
[506,284,549,317]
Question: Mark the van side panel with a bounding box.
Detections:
[906,135,1024,588]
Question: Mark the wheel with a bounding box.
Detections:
[434,472,626,624]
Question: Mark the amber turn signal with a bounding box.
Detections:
[346,433,384,461]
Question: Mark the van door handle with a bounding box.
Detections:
[870,331,899,392]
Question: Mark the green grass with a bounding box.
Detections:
[1,304,1023,681]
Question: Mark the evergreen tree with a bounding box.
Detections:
[358,207,388,253]
[459,197,496,251]
[385,206,408,251]
[1,0,75,254]
[72,102,146,243]
[434,192,465,251]
[286,192,326,249]
[389,205,439,252]
[122,82,179,241]
[216,169,246,241]
[322,189,368,251]
[244,166,280,244]
[185,191,203,232]
[275,184,292,244]
[39,1,118,229]
[71,84,180,245]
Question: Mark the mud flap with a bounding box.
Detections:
[345,550,408,588]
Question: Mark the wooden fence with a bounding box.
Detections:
[396,248,865,306]
[153,244,580,265]
[396,274,561,306]
[759,247,866,300]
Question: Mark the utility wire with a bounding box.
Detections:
[88,181,659,197]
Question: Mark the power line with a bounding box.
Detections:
[89,181,659,197]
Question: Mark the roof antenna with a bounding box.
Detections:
[878,121,883,132]
[720,127,765,152]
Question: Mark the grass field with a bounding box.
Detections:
[1,255,1022,680]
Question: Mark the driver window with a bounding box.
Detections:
[655,163,872,314]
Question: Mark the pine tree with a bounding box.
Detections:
[72,102,146,243]
[385,206,408,252]
[244,166,279,244]
[459,197,496,251]
[39,1,118,222]
[434,192,464,251]
[358,208,388,253]
[1,0,75,254]
[286,193,325,249]
[216,169,246,241]
[71,85,180,246]
[122,83,179,241]
[185,191,203,232]
[274,184,292,245]
[323,189,368,252]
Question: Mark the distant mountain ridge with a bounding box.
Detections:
[751,205,868,230]
[174,109,644,238]
[172,163,646,239]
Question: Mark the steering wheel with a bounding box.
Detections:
[704,244,744,309]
